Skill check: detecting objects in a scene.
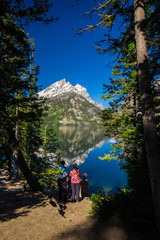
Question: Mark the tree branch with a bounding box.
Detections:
[74,0,129,34]
[82,0,113,16]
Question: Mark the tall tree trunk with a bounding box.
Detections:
[134,0,160,230]
[5,123,42,191]
[5,146,12,173]
[15,105,19,177]
[0,107,42,191]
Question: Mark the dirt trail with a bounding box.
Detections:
[0,170,158,240]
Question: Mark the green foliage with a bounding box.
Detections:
[17,50,46,171]
[89,189,155,232]
[55,149,62,164]
[92,0,160,232]
[39,166,61,189]
[98,153,118,162]
[88,190,108,215]
[38,149,65,190]
[42,93,102,126]
[99,8,150,201]
[40,125,58,163]
[1,0,54,25]
[0,0,57,186]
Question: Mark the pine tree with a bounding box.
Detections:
[78,0,160,230]
[0,0,54,190]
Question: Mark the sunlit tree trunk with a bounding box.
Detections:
[134,0,160,230]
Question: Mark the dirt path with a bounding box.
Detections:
[0,170,158,240]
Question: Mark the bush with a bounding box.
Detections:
[89,188,155,232]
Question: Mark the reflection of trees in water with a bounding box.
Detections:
[55,125,106,159]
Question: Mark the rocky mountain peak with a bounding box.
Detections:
[38,79,105,110]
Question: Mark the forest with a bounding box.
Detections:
[0,0,160,237]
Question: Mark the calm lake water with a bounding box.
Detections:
[54,125,127,194]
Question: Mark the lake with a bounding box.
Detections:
[54,125,127,194]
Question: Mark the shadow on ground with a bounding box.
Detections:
[53,216,132,240]
[0,190,48,222]
[53,215,160,240]
[0,171,48,222]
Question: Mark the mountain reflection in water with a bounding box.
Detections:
[54,125,127,194]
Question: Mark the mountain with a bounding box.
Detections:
[38,79,105,126]
[38,125,107,167]
[38,79,104,110]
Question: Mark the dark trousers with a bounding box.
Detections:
[58,178,67,202]
[71,182,80,202]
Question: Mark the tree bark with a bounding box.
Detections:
[134,0,160,230]
[4,146,12,173]
[6,124,42,190]
[0,107,42,191]
[6,125,42,190]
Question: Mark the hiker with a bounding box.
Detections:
[70,163,81,202]
[57,160,67,202]
[80,173,89,198]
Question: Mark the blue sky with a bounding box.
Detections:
[26,0,115,108]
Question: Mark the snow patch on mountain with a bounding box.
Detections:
[38,79,105,110]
